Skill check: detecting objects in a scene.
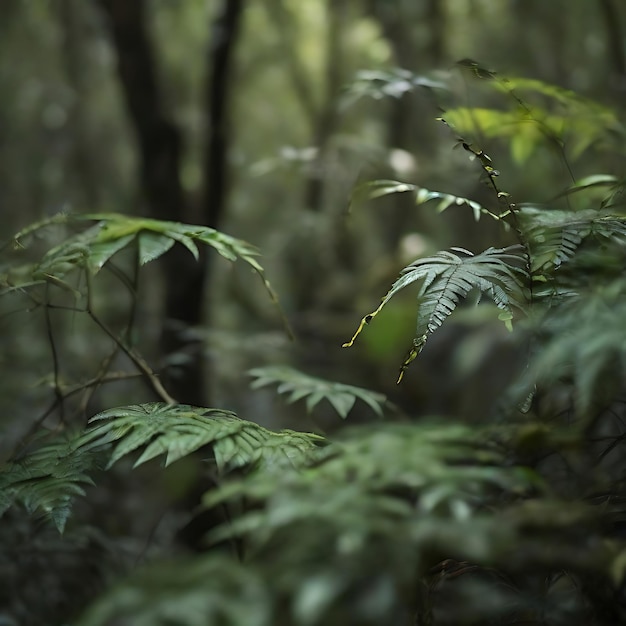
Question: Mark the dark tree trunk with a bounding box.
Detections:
[304,0,346,214]
[203,0,244,231]
[98,0,245,405]
[599,0,626,96]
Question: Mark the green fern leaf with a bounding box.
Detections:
[524,281,626,418]
[5,212,291,333]
[351,179,501,222]
[137,231,176,264]
[84,403,325,472]
[521,207,626,271]
[19,213,267,282]
[87,234,137,271]
[85,214,202,262]
[0,432,107,532]
[554,174,620,200]
[344,246,527,380]
[249,366,387,418]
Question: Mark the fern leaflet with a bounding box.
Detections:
[350,179,503,222]
[249,366,387,418]
[0,432,108,532]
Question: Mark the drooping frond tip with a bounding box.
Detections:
[396,335,427,384]
[342,312,376,348]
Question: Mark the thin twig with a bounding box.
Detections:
[79,256,141,416]
[83,266,176,404]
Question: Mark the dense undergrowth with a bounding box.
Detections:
[1,63,626,625]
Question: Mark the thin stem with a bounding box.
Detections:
[85,270,176,405]
[88,311,176,405]
[79,254,142,415]
[44,284,65,422]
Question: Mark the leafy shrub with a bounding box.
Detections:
[2,64,626,625]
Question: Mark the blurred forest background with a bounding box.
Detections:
[1,0,626,623]
[2,0,624,430]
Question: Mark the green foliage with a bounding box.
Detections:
[0,403,325,532]
[342,68,446,106]
[3,212,275,302]
[521,205,626,272]
[206,422,540,541]
[83,402,325,472]
[451,61,622,163]
[249,365,387,418]
[344,246,527,381]
[3,65,626,626]
[81,422,622,626]
[80,423,546,626]
[350,179,503,222]
[80,555,270,626]
[522,279,626,418]
[0,432,107,532]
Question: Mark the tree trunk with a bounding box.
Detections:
[599,0,626,97]
[203,0,244,231]
[98,0,244,405]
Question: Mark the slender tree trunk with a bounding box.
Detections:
[203,0,244,231]
[98,0,244,405]
[201,0,245,400]
[304,0,346,213]
[599,0,626,96]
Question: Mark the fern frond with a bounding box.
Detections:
[521,207,626,271]
[350,179,503,222]
[83,403,325,472]
[68,213,264,274]
[344,246,528,381]
[206,422,540,546]
[2,212,292,337]
[0,432,107,532]
[524,281,626,418]
[6,212,273,300]
[249,366,387,418]
[552,174,620,201]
